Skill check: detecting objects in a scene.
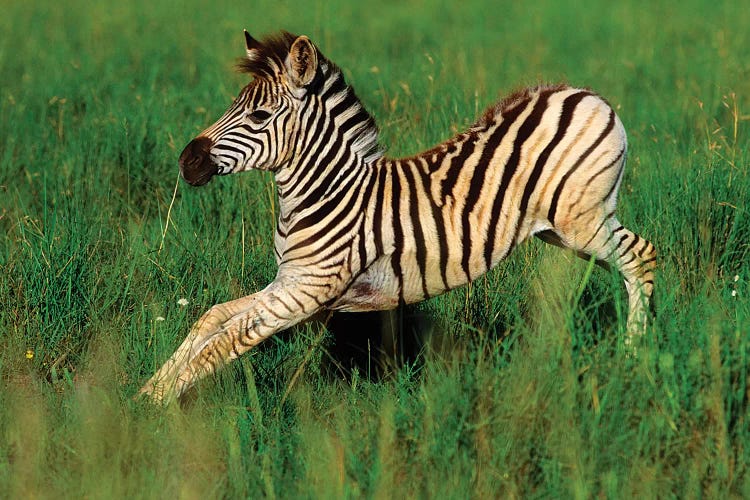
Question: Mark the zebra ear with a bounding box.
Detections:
[286,35,318,89]
[244,29,262,59]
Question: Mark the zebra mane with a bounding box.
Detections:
[473,83,570,129]
[236,31,298,78]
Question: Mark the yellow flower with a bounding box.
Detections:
[25,349,34,360]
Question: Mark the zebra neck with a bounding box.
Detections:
[275,149,372,224]
[274,70,381,213]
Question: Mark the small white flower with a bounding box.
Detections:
[177,298,189,306]
[734,275,740,282]
[732,290,738,297]
[155,316,165,322]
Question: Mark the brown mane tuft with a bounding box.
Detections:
[236,31,300,78]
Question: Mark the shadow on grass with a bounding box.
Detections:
[323,259,625,385]
[324,307,436,381]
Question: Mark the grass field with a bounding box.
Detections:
[1,0,749,497]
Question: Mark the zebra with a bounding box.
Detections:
[140,31,656,403]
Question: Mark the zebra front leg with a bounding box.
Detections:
[139,281,323,404]
[139,294,262,401]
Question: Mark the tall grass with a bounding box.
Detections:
[1,0,748,496]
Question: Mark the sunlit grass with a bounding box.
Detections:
[1,0,749,496]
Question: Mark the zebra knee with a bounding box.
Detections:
[193,304,230,334]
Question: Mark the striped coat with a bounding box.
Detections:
[141,31,655,403]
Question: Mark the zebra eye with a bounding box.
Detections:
[247,109,272,125]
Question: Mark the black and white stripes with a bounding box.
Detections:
[142,31,656,403]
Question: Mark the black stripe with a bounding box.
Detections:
[237,334,255,348]
[619,234,640,259]
[419,160,450,291]
[331,89,359,118]
[314,254,351,270]
[357,223,367,272]
[289,294,307,313]
[357,171,378,270]
[637,241,652,258]
[633,267,650,279]
[261,298,285,320]
[424,144,453,174]
[321,74,347,101]
[289,265,347,279]
[214,143,252,156]
[274,295,294,314]
[600,151,626,204]
[299,289,325,307]
[390,166,404,301]
[548,108,615,224]
[440,133,477,203]
[401,162,429,299]
[620,255,637,267]
[282,107,308,165]
[604,233,630,260]
[286,258,348,276]
[485,89,557,269]
[340,108,372,136]
[373,165,387,257]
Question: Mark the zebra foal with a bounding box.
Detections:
[140,31,656,403]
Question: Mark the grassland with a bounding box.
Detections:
[1,0,749,497]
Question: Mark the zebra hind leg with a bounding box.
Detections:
[546,212,656,347]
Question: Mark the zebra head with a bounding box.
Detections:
[179,31,322,186]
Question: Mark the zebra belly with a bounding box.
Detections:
[330,255,404,312]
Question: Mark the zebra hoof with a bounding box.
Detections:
[138,374,179,405]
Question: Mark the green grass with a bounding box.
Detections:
[1,0,749,497]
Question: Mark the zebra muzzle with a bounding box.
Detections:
[179,136,219,186]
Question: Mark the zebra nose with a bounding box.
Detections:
[179,136,218,186]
